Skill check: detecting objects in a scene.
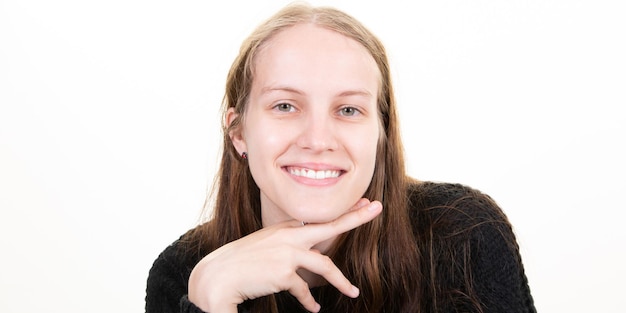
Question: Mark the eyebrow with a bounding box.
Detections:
[336,89,373,98]
[261,86,374,98]
[261,86,305,95]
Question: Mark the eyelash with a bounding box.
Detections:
[271,102,362,117]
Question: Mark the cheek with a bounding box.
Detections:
[363,140,380,174]
[245,123,287,155]
[346,125,380,170]
[243,119,294,178]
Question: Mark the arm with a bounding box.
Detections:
[411,182,536,313]
[468,219,536,313]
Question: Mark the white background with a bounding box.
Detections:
[1,0,624,312]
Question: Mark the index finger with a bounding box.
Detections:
[305,201,382,244]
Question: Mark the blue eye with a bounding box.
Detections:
[275,102,294,112]
[339,106,359,116]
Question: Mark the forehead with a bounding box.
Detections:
[251,23,381,94]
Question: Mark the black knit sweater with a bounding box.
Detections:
[146,182,536,312]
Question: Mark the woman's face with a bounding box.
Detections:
[231,23,381,226]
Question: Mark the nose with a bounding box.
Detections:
[295,112,338,152]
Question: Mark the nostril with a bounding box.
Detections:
[295,127,338,152]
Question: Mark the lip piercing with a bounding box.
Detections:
[301,221,308,226]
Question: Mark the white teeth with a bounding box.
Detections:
[289,167,340,179]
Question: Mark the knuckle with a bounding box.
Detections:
[319,255,335,274]
[277,266,294,281]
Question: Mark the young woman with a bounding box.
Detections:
[146,3,536,313]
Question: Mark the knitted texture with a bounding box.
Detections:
[408,182,536,312]
[145,182,536,313]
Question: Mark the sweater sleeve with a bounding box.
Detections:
[468,215,536,313]
[145,241,206,313]
[410,182,536,313]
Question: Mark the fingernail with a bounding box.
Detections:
[314,303,321,312]
[351,286,360,297]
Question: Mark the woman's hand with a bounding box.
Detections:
[188,198,383,313]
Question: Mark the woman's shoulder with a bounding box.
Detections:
[151,225,212,272]
[146,226,210,312]
[406,180,514,239]
[146,225,212,294]
[405,181,536,312]
[407,181,499,212]
[407,181,507,218]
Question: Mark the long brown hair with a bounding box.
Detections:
[187,3,422,312]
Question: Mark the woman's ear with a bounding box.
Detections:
[226,108,247,155]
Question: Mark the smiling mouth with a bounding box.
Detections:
[286,167,342,180]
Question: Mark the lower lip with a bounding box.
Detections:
[283,168,343,186]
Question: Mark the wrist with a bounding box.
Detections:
[189,272,239,313]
